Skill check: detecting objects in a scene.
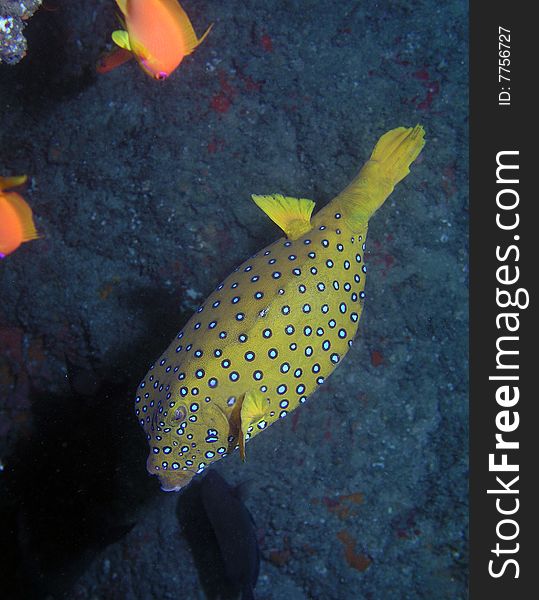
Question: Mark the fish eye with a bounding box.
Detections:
[155,71,168,81]
[173,406,187,421]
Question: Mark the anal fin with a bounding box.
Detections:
[251,194,315,240]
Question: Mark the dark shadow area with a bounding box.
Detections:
[0,373,154,600]
[0,278,197,600]
[176,479,240,600]
[116,284,195,371]
[1,2,97,118]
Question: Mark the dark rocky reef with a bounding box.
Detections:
[0,0,42,64]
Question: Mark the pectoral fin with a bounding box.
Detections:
[239,390,270,461]
[252,194,315,240]
[112,30,132,51]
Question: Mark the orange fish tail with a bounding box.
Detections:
[3,192,41,242]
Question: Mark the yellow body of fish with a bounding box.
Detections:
[136,126,425,491]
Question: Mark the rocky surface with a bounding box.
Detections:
[0,0,42,64]
[0,1,468,598]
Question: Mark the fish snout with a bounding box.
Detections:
[160,481,183,492]
[158,468,196,492]
[146,452,196,492]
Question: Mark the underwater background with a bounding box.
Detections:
[0,1,468,598]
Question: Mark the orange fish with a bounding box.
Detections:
[0,176,40,259]
[109,0,213,80]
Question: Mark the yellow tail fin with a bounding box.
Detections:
[331,125,425,229]
[369,125,425,186]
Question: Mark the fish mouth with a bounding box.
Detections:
[146,453,196,492]
[157,469,196,492]
[160,481,183,492]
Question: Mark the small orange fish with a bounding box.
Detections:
[0,176,40,259]
[109,0,213,80]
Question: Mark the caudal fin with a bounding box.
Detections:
[369,125,425,187]
[330,125,425,228]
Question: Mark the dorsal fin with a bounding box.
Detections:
[251,194,315,240]
[158,0,213,55]
[239,390,270,461]
[115,0,128,15]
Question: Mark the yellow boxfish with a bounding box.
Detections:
[136,125,425,491]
